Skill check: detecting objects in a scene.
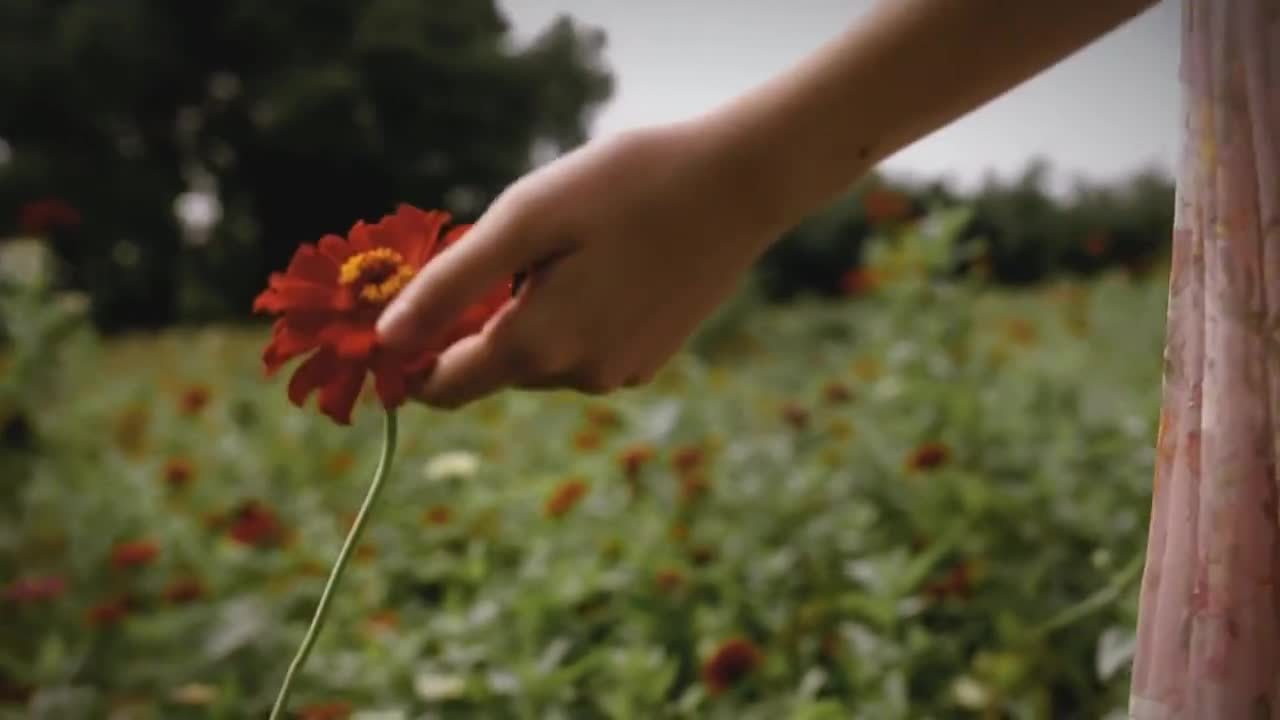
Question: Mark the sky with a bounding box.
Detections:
[501,0,1182,194]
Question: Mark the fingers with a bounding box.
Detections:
[376,185,560,352]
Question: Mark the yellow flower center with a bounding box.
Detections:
[338,248,415,304]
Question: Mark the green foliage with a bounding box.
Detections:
[0,210,1164,717]
[0,1,612,330]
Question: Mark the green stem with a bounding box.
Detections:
[268,410,398,720]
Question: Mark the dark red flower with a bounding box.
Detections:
[162,577,205,605]
[178,385,211,416]
[111,539,159,570]
[572,428,602,452]
[3,575,67,604]
[906,441,951,472]
[296,701,353,720]
[86,596,132,628]
[254,205,511,425]
[840,267,881,297]
[19,197,81,236]
[585,404,622,430]
[822,382,852,405]
[423,505,452,526]
[655,568,685,593]
[780,403,810,430]
[163,458,195,489]
[619,444,655,479]
[227,500,285,548]
[679,474,710,505]
[701,637,764,696]
[545,479,589,519]
[671,445,705,475]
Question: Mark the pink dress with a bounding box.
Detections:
[1130,0,1280,716]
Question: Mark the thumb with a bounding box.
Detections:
[376,193,551,352]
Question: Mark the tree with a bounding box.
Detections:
[0,0,612,330]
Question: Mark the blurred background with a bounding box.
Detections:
[1,1,1177,718]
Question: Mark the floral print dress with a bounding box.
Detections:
[1130,0,1280,716]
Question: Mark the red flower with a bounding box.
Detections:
[780,403,809,430]
[178,385,211,416]
[3,575,67,604]
[655,568,685,593]
[423,505,452,526]
[162,577,205,605]
[906,442,951,472]
[572,428,602,452]
[619,444,655,477]
[111,539,159,570]
[163,458,195,489]
[296,701,353,720]
[840,267,881,297]
[822,382,852,405]
[671,445,705,475]
[585,404,622,430]
[19,197,81,235]
[254,205,511,425]
[701,637,763,696]
[86,596,132,628]
[545,479,589,519]
[227,500,285,548]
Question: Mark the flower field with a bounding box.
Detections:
[1,215,1168,718]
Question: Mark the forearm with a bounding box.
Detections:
[698,0,1159,233]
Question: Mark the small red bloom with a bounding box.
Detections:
[296,701,353,720]
[671,445,705,475]
[701,637,764,696]
[619,444,655,479]
[780,402,809,430]
[679,474,710,505]
[840,267,881,297]
[111,539,159,570]
[906,442,951,472]
[227,500,285,548]
[162,577,206,605]
[86,597,131,628]
[545,479,589,519]
[655,568,685,593]
[254,205,511,425]
[178,385,211,416]
[585,404,622,430]
[163,458,195,489]
[572,428,602,452]
[3,575,67,604]
[19,197,81,236]
[822,382,852,405]
[423,505,452,526]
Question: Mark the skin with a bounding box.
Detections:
[376,0,1160,409]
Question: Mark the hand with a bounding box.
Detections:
[376,121,785,409]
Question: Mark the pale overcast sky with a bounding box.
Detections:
[501,0,1182,193]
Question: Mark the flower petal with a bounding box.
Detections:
[287,348,339,409]
[253,273,341,314]
[396,205,451,267]
[318,362,366,425]
[372,355,409,410]
[285,244,339,285]
[263,320,321,376]
[317,234,353,266]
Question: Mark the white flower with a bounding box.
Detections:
[414,672,467,701]
[423,451,480,482]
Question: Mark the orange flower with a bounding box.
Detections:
[297,701,353,720]
[423,505,452,526]
[585,404,622,430]
[840,267,881,297]
[163,458,195,489]
[1005,318,1037,346]
[111,539,159,570]
[162,577,205,605]
[572,428,602,452]
[226,500,285,549]
[545,479,589,518]
[701,637,764,696]
[655,568,685,593]
[906,442,950,472]
[364,609,399,635]
[254,205,511,425]
[178,385,211,416]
